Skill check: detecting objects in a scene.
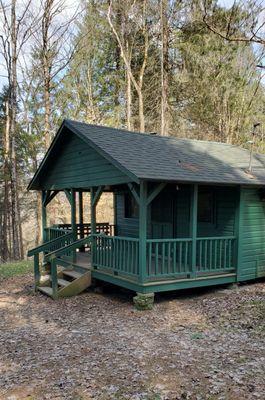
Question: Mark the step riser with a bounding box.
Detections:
[58,272,91,298]
[37,267,91,299]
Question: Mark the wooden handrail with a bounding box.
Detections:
[45,235,93,259]
[28,232,73,257]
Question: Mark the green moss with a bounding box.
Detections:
[0,260,33,279]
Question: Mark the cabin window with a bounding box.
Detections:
[124,193,139,218]
[198,189,215,223]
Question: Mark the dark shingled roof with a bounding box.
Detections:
[66,119,265,186]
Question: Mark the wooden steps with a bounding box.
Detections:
[37,258,91,299]
[62,270,83,279]
[38,286,53,296]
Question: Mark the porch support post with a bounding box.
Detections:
[90,187,96,237]
[90,186,103,267]
[190,184,198,278]
[71,189,77,262]
[139,181,148,284]
[79,190,85,252]
[79,191,84,236]
[41,190,47,242]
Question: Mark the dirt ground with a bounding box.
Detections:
[0,274,265,400]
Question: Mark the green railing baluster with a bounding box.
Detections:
[199,240,202,271]
[209,240,212,270]
[168,242,171,274]
[179,242,182,273]
[205,240,208,271]
[228,239,230,268]
[148,242,151,276]
[155,243,159,275]
[224,239,227,269]
[173,241,177,273]
[162,242,165,275]
[214,240,217,269]
[185,242,188,272]
[219,240,222,269]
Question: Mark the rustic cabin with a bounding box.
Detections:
[28,119,265,309]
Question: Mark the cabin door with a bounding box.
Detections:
[151,191,173,239]
[173,187,191,238]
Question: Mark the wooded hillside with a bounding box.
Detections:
[0,0,264,262]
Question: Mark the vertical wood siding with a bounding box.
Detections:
[239,187,265,281]
[39,130,131,189]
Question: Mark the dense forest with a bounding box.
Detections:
[0,0,264,262]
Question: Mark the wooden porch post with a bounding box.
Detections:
[41,190,47,242]
[90,186,103,267]
[79,191,84,243]
[71,189,77,240]
[71,189,77,262]
[190,184,198,278]
[90,187,96,236]
[139,181,148,284]
[79,191,84,227]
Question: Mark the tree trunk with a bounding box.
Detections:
[126,67,132,130]
[9,0,23,259]
[160,0,169,136]
[1,100,11,261]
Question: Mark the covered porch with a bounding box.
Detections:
[30,181,238,298]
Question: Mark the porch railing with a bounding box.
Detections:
[91,234,236,281]
[45,226,72,242]
[146,238,192,279]
[196,236,236,274]
[93,234,139,278]
[45,222,115,242]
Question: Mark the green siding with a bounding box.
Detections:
[38,130,131,189]
[238,187,265,281]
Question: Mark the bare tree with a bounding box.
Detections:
[160,0,169,136]
[31,0,80,149]
[0,0,35,259]
[107,0,149,132]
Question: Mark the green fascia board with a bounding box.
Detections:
[28,119,139,191]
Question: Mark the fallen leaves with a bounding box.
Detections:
[0,275,265,399]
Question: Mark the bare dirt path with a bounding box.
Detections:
[0,275,264,400]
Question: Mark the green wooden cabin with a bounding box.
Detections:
[28,120,265,306]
